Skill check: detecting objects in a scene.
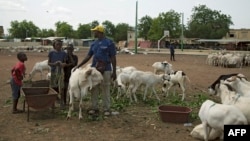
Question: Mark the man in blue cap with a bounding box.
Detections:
[75,25,117,116]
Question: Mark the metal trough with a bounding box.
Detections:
[21,87,58,121]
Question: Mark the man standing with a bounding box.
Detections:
[169,42,175,61]
[75,25,117,116]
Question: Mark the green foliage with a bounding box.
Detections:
[55,21,74,38]
[76,24,91,39]
[8,20,39,38]
[148,10,182,41]
[138,15,153,40]
[37,28,55,37]
[114,23,129,42]
[109,87,209,122]
[102,20,116,38]
[185,4,233,39]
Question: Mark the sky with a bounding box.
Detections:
[1,0,250,35]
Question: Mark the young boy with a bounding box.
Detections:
[48,39,67,108]
[10,52,28,114]
[63,44,78,105]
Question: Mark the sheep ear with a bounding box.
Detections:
[85,68,92,76]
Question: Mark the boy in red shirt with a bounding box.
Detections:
[10,52,28,114]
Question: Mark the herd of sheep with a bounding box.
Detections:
[27,55,250,141]
[206,50,250,68]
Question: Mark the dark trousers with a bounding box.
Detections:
[170,53,175,61]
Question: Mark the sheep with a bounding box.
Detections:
[119,48,135,55]
[126,70,168,103]
[28,60,51,80]
[190,124,221,141]
[213,83,250,123]
[162,70,190,101]
[207,73,241,95]
[46,72,51,80]
[223,75,250,97]
[198,99,248,141]
[66,66,103,120]
[152,61,173,74]
[115,66,137,98]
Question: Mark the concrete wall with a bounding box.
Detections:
[0,42,40,47]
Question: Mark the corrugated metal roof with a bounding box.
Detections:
[196,39,250,43]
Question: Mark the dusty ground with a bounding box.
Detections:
[0,49,250,141]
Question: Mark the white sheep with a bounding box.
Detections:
[29,60,51,80]
[207,73,240,95]
[126,70,168,103]
[190,124,221,141]
[198,99,248,141]
[214,83,250,123]
[223,75,250,97]
[67,66,103,120]
[115,66,137,98]
[162,70,190,101]
[152,61,173,74]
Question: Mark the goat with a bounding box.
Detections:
[29,60,51,80]
[67,66,103,120]
[152,61,173,74]
[213,83,250,123]
[126,70,168,103]
[198,99,248,141]
[162,70,190,101]
[190,124,221,141]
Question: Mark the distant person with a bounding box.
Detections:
[75,25,117,116]
[63,44,78,106]
[10,52,28,114]
[48,39,67,108]
[169,42,175,61]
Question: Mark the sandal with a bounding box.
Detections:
[12,109,23,114]
[103,110,111,116]
[88,109,99,115]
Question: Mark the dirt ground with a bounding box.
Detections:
[0,49,250,141]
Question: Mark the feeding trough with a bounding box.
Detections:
[21,87,58,121]
[158,105,192,123]
[23,80,50,87]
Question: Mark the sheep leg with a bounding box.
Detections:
[180,84,185,101]
[167,83,174,97]
[202,122,209,141]
[117,87,122,99]
[126,85,133,103]
[79,97,83,120]
[152,87,160,102]
[67,91,74,120]
[132,86,138,103]
[143,86,148,101]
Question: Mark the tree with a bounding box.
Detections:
[8,20,39,38]
[76,23,91,39]
[37,29,55,37]
[114,23,129,42]
[148,10,181,41]
[138,15,153,40]
[55,21,74,38]
[185,5,233,39]
[102,20,115,39]
[90,20,99,28]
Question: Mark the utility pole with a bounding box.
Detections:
[134,0,138,54]
[26,30,29,38]
[181,13,184,51]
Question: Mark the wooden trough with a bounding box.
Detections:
[21,80,58,121]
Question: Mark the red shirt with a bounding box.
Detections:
[11,61,26,86]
